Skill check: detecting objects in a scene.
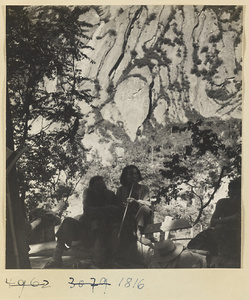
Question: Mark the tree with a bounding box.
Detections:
[159,119,241,225]
[7,5,95,216]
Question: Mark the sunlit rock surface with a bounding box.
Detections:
[44,5,242,159]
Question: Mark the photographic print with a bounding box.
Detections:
[6,4,242,273]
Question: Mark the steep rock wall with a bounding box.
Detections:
[76,5,242,144]
[38,5,242,163]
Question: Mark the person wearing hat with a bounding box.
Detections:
[149,239,206,268]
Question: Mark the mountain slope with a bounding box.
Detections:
[43,5,242,162]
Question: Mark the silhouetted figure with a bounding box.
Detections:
[45,176,122,268]
[210,177,241,268]
[116,165,152,244]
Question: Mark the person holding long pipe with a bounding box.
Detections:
[116,165,152,244]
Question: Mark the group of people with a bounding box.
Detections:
[45,165,153,268]
[149,177,241,269]
[45,164,241,269]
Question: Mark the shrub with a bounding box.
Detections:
[234,35,241,47]
[106,81,115,96]
[108,29,117,37]
[147,12,157,24]
[206,88,231,101]
[118,8,124,15]
[173,37,183,45]
[130,49,138,58]
[94,79,101,92]
[209,32,222,43]
[162,38,175,47]
[201,46,208,53]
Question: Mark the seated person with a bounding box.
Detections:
[116,165,152,242]
[28,201,66,244]
[149,239,206,268]
[187,227,218,267]
[210,177,241,268]
[82,176,123,265]
[45,176,122,268]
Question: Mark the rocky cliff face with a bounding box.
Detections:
[48,5,243,163]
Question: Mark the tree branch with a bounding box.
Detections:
[193,166,226,225]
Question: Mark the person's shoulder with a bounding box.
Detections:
[105,189,116,196]
[83,188,91,198]
[83,187,90,194]
[179,249,206,267]
[216,198,230,206]
[116,185,126,193]
[139,183,148,187]
[139,184,149,191]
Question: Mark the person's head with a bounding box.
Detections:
[120,165,143,186]
[228,177,241,201]
[89,176,107,193]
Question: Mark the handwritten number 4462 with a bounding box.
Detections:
[118,278,144,289]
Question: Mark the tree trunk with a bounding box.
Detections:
[6,93,31,269]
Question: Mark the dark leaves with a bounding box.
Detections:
[7,6,94,212]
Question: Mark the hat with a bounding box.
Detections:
[153,240,184,263]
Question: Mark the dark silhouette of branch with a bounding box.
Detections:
[186,182,203,205]
[193,166,226,225]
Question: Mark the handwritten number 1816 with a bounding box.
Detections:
[118,278,144,289]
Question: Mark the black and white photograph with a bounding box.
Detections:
[6,4,243,273]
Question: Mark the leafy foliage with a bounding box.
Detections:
[6,6,95,215]
[79,117,241,231]
[159,119,241,225]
